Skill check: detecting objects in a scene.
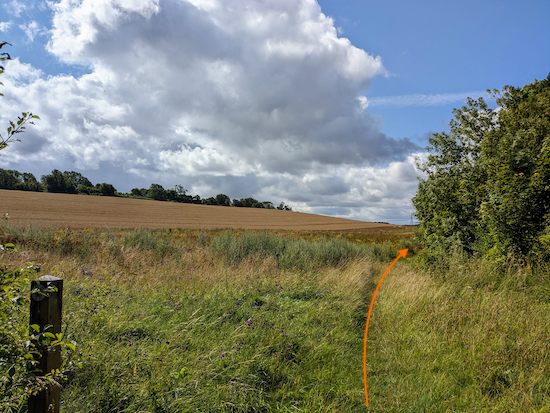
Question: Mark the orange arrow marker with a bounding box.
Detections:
[363,248,408,407]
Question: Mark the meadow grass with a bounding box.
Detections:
[1,226,549,412]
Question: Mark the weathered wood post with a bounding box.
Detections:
[28,275,63,413]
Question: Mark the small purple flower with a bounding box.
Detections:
[221,353,225,358]
[466,346,470,349]
[246,320,252,326]
[192,293,195,296]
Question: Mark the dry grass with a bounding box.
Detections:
[1,189,409,232]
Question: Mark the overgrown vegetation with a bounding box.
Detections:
[1,225,549,412]
[413,74,550,262]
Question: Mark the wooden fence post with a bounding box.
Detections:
[28,275,63,413]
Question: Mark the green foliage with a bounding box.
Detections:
[0,262,78,412]
[215,193,231,206]
[276,202,292,211]
[96,182,116,196]
[232,197,259,207]
[413,74,550,262]
[0,169,43,191]
[481,77,550,260]
[147,183,167,201]
[0,41,39,153]
[41,169,74,193]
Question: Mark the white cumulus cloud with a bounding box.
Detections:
[0,0,423,223]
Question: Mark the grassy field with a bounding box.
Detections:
[1,223,550,412]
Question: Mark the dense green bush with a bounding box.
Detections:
[413,74,550,262]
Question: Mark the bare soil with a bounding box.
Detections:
[0,189,406,232]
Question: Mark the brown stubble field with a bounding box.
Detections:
[0,189,408,232]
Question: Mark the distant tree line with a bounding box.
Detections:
[129,183,291,209]
[0,168,292,210]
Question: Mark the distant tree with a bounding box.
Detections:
[147,183,166,201]
[131,188,144,197]
[276,202,292,211]
[202,197,217,205]
[0,41,39,153]
[252,201,274,209]
[0,169,43,191]
[172,185,193,203]
[0,169,19,189]
[191,195,202,204]
[215,193,231,206]
[174,185,187,197]
[76,185,97,195]
[41,169,72,193]
[233,197,259,207]
[19,172,41,191]
[62,171,93,193]
[165,189,178,202]
[97,183,116,196]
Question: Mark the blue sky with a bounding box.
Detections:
[317,0,550,139]
[1,0,549,224]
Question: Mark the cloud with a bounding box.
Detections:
[365,91,491,108]
[18,20,45,42]
[2,0,25,18]
[0,0,424,224]
[0,21,12,32]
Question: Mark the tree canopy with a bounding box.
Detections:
[413,74,550,262]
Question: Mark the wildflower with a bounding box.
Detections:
[221,353,225,358]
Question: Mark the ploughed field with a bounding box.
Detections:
[0,189,404,231]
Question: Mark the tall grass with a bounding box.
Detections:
[210,230,403,271]
[1,225,549,412]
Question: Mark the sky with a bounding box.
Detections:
[0,0,548,225]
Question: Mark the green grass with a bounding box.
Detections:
[1,226,549,412]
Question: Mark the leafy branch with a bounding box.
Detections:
[0,41,40,152]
